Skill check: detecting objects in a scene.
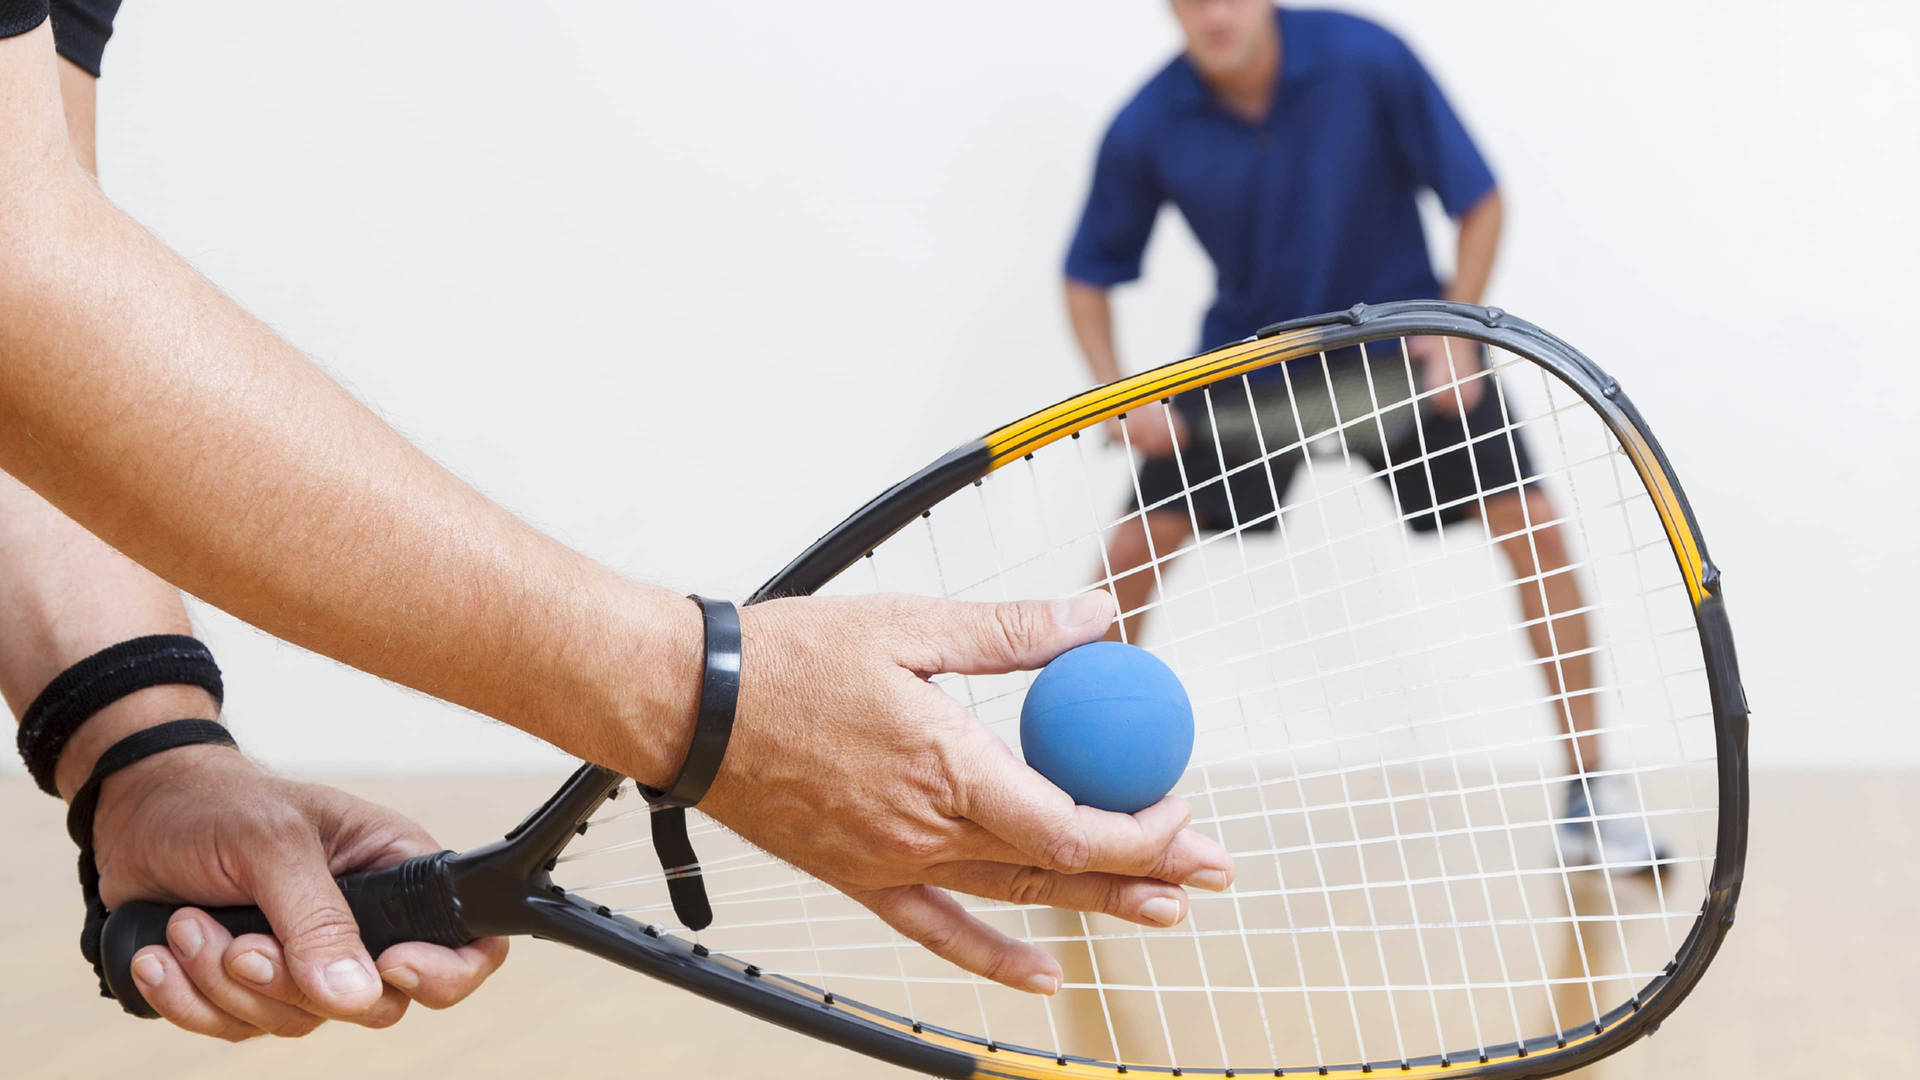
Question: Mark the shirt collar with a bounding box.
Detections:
[1169,6,1317,112]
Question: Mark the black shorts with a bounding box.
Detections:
[1132,352,1537,536]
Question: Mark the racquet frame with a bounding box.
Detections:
[102,300,1748,1080]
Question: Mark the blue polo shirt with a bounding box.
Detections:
[1065,7,1496,353]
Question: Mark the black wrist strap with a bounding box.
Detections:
[637,595,741,932]
[68,719,237,1002]
[18,635,224,797]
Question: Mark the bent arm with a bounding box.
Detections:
[1445,189,1502,305]
[1064,278,1122,385]
[0,24,700,785]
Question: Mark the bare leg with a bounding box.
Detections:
[1482,489,1600,775]
[1100,510,1194,643]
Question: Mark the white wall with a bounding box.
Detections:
[11,0,1910,772]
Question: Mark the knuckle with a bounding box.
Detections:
[269,1015,323,1039]
[357,1001,408,1030]
[878,593,922,624]
[977,946,1021,988]
[1147,843,1185,883]
[926,739,974,818]
[1043,830,1093,875]
[906,919,963,959]
[887,821,948,865]
[277,910,362,956]
[1003,866,1055,908]
[991,602,1044,652]
[247,801,314,845]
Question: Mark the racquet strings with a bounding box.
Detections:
[551,336,1719,1072]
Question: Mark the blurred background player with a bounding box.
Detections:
[1061,0,1661,869]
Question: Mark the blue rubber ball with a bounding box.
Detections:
[1020,641,1194,814]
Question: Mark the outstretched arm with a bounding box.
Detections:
[0,23,700,782]
[1412,189,1504,413]
[1445,189,1502,306]
[1065,278,1124,386]
[1064,278,1184,455]
[1,21,1231,997]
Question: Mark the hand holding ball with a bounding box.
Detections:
[1020,642,1194,814]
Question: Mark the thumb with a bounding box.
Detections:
[908,591,1114,676]
[245,835,383,1017]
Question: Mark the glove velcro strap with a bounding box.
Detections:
[68,719,238,1000]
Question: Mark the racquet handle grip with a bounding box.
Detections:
[101,850,471,1018]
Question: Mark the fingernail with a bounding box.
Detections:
[1050,592,1112,631]
[168,918,204,960]
[1139,896,1183,927]
[230,950,275,986]
[1184,868,1230,891]
[1023,972,1060,995]
[324,958,375,995]
[381,965,420,992]
[131,953,165,989]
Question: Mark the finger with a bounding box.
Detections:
[924,862,1192,928]
[895,592,1115,676]
[127,944,259,1042]
[961,821,1235,893]
[376,937,510,1010]
[240,829,386,1018]
[963,759,1234,884]
[222,933,410,1030]
[942,736,1227,883]
[165,910,323,1038]
[860,884,1063,994]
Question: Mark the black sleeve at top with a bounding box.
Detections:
[1,1,51,42]
[0,1,123,77]
[52,0,122,76]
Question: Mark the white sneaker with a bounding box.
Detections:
[1558,775,1669,873]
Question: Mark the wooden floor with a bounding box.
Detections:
[9,772,1915,1078]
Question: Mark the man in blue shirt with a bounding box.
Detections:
[1064,0,1661,869]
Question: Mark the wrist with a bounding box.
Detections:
[53,684,223,801]
[87,737,251,848]
[568,582,704,790]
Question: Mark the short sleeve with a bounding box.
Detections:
[1,1,52,42]
[51,0,123,77]
[1380,36,1496,217]
[1064,112,1165,287]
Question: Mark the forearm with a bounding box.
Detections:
[0,36,209,796]
[0,32,699,785]
[1444,189,1502,305]
[1064,279,1122,385]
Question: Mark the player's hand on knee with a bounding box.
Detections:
[90,746,508,1039]
[1408,335,1485,415]
[691,592,1233,993]
[1107,407,1190,456]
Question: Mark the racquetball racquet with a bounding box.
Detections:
[101,300,1748,1079]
